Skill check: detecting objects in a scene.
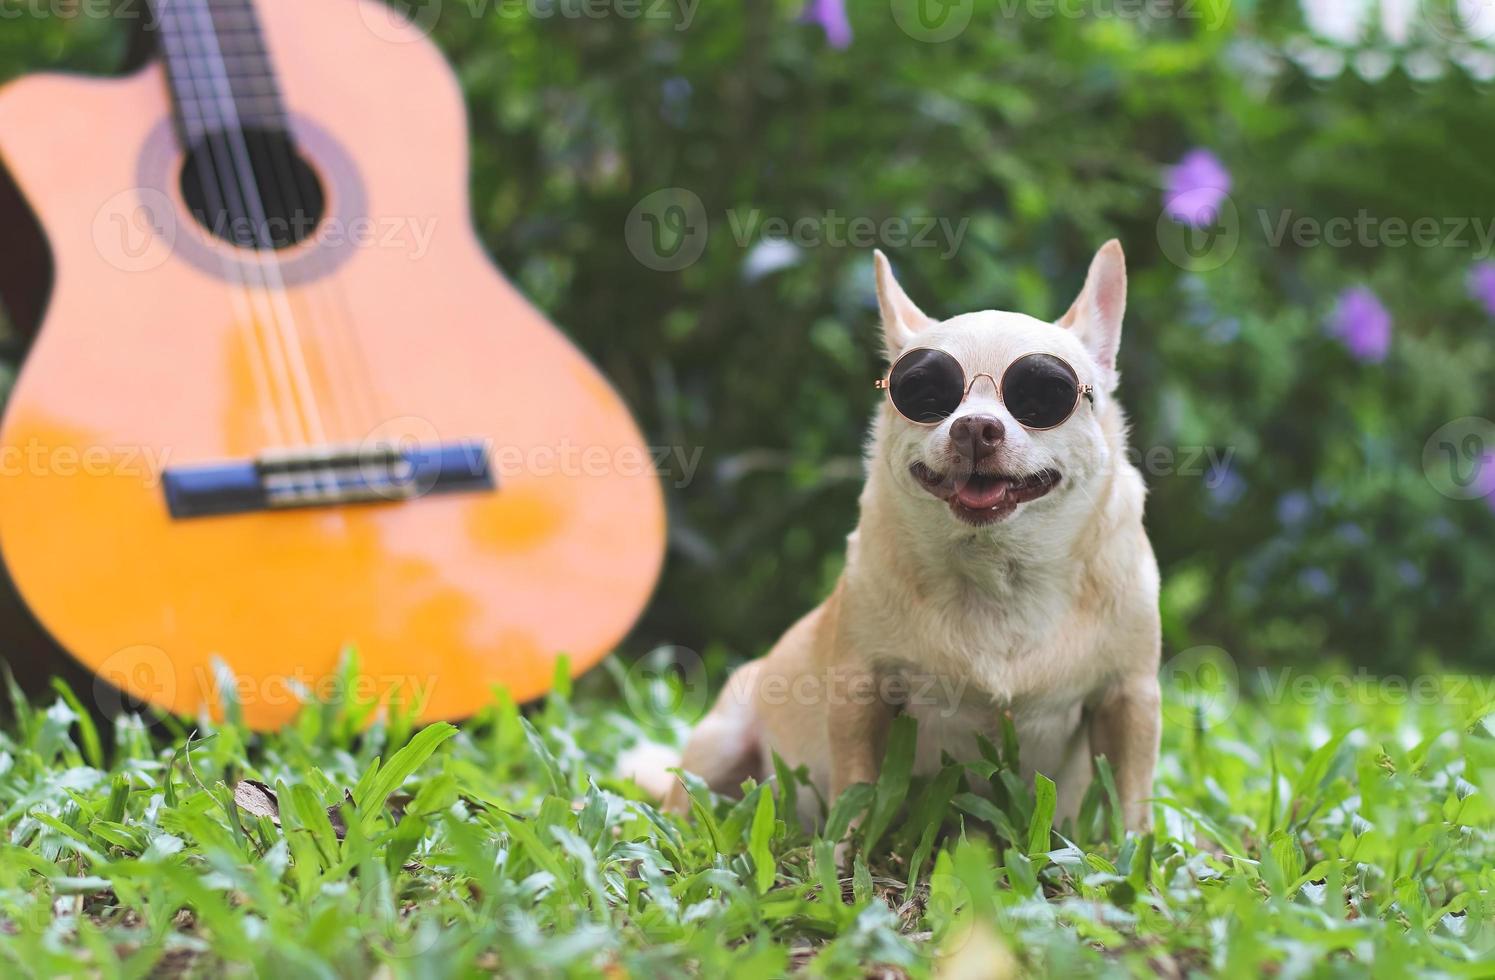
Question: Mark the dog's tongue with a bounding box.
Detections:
[954,477,1009,510]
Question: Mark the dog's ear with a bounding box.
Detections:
[1058,240,1126,387]
[874,250,935,357]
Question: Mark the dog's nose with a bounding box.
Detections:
[951,414,1005,461]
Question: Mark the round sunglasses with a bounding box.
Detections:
[875,348,1095,430]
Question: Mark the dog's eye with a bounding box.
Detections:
[888,349,965,423]
[1002,354,1082,430]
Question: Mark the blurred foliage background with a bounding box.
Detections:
[1,0,1493,677]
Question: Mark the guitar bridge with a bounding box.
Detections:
[162,440,494,519]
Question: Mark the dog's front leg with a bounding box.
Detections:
[827,666,896,867]
[827,667,895,798]
[1088,672,1161,833]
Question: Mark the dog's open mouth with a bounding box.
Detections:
[909,462,1061,525]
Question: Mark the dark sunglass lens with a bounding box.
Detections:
[1003,354,1080,429]
[888,349,964,423]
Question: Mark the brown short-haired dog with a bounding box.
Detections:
[629,242,1161,845]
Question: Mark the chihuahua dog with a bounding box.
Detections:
[629,241,1160,839]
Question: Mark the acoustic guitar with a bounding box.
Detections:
[0,0,665,728]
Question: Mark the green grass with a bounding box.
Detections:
[0,659,1491,978]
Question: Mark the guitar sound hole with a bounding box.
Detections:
[179,128,327,251]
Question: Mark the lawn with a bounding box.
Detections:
[0,659,1490,978]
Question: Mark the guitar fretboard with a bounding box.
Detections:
[148,0,290,147]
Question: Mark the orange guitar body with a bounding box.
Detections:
[0,0,665,728]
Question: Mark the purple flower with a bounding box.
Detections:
[1276,491,1313,527]
[1328,286,1392,363]
[1163,149,1232,226]
[802,0,852,49]
[1298,567,1334,598]
[1468,261,1495,319]
[660,76,692,127]
[1335,522,1368,546]
[1478,451,1495,515]
[1207,464,1246,509]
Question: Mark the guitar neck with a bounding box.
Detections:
[148,0,290,147]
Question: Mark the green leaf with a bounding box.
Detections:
[952,792,1020,845]
[720,781,764,848]
[1027,773,1057,856]
[352,722,457,829]
[49,679,102,770]
[771,751,801,832]
[284,782,339,870]
[903,764,962,898]
[749,787,776,893]
[1289,729,1354,829]
[1004,847,1039,896]
[1000,714,1021,772]
[679,771,725,853]
[824,783,875,844]
[1093,755,1125,843]
[519,717,567,799]
[1127,832,1155,893]
[496,810,579,904]
[862,714,917,853]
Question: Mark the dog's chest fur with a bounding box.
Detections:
[839,498,1131,783]
[852,534,1103,694]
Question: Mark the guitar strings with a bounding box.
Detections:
[243,120,359,447]
[174,0,327,448]
[154,0,296,449]
[170,0,343,495]
[212,0,370,448]
[250,73,390,448]
[178,0,392,455]
[167,31,313,462]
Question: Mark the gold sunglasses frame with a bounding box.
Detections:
[875,347,1095,431]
